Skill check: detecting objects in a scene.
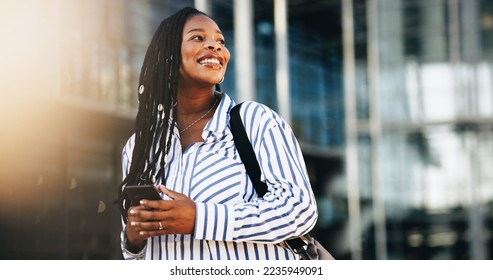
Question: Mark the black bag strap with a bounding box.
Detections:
[229,103,309,257]
[230,103,268,197]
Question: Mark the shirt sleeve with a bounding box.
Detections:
[121,134,134,179]
[119,134,147,260]
[121,230,146,260]
[193,102,318,244]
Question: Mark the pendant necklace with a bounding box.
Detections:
[179,95,219,134]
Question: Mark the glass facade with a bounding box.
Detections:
[1,0,492,259]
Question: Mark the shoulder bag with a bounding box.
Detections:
[230,103,335,260]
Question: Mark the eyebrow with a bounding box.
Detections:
[186,28,223,35]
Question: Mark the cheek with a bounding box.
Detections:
[223,50,231,67]
[181,44,195,62]
[180,53,197,73]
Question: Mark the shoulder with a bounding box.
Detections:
[234,101,286,130]
[231,101,292,147]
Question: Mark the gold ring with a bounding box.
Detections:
[158,221,163,230]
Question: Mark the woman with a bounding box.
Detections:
[119,6,318,260]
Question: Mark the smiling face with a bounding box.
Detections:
[179,14,230,89]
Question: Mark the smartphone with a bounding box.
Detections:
[123,185,162,206]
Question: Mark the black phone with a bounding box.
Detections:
[123,185,163,206]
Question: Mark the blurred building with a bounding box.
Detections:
[0,0,492,259]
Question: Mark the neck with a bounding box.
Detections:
[175,90,219,135]
[176,85,216,116]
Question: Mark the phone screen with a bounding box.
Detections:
[123,185,162,206]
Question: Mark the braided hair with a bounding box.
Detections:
[118,7,217,222]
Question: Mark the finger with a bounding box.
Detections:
[128,205,147,220]
[156,185,167,195]
[155,185,164,193]
[127,215,152,235]
[137,220,164,231]
[141,199,174,211]
[130,218,159,228]
[137,221,168,237]
[125,226,149,244]
[129,206,164,223]
[161,187,185,200]
[128,220,143,231]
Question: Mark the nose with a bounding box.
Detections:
[205,41,221,51]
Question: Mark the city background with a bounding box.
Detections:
[0,0,492,260]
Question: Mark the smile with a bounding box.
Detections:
[198,57,222,66]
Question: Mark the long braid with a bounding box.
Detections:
[118,7,207,222]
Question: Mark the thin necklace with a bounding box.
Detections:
[179,95,219,134]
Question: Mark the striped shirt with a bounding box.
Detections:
[120,93,318,260]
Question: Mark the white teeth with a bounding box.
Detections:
[199,58,220,65]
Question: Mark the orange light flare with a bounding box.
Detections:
[0,0,66,215]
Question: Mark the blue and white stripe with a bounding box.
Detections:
[120,93,318,260]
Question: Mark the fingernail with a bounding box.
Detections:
[139,231,145,235]
[130,221,136,226]
[129,209,136,215]
[139,200,144,205]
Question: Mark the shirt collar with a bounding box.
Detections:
[202,92,236,139]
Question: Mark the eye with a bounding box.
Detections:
[217,38,226,45]
[190,35,203,41]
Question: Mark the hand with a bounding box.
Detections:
[128,186,196,238]
[125,204,150,253]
